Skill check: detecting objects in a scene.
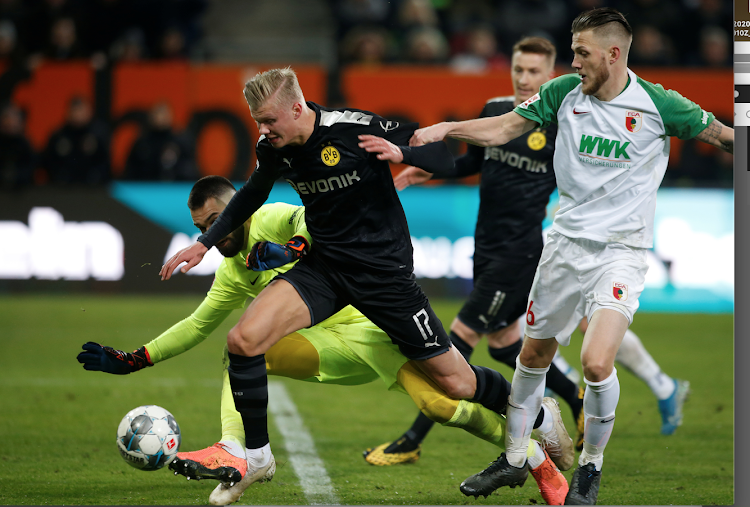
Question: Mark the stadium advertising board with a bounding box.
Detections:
[0,184,732,313]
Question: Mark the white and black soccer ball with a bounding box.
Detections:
[116,405,181,471]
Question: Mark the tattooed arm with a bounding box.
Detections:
[695,119,733,154]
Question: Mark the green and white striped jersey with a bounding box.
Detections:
[514,69,714,248]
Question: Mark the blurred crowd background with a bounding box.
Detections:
[0,0,733,191]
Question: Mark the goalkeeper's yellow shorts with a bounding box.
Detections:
[224,320,409,393]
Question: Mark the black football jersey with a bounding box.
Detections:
[210,102,424,273]
[457,97,558,261]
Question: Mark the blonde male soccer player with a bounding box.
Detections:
[77,175,574,505]
[363,7,733,505]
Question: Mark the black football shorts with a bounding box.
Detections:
[276,252,451,361]
[457,253,539,334]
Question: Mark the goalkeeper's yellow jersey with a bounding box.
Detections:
[145,202,369,363]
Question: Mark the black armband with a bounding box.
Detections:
[199,177,272,248]
[400,141,455,176]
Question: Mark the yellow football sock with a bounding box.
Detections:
[398,362,459,424]
[398,361,535,457]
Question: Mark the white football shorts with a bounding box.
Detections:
[523,229,648,346]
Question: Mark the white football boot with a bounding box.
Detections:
[532,397,575,471]
[208,453,276,505]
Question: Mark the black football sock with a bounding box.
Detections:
[488,339,523,368]
[545,362,583,421]
[228,352,269,449]
[384,413,433,453]
[532,404,546,429]
[449,330,475,362]
[470,364,511,415]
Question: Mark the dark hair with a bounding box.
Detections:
[188,175,236,210]
[512,36,557,62]
[68,95,88,108]
[571,7,632,37]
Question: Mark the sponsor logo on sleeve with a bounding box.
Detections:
[518,93,540,109]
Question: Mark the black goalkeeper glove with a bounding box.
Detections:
[246,235,309,271]
[76,342,153,375]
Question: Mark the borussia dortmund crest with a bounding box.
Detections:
[321,145,340,166]
[527,131,546,151]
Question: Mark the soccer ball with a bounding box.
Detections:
[116,405,181,471]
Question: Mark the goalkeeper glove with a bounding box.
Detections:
[246,235,309,271]
[76,342,153,375]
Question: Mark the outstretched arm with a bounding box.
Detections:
[160,173,274,280]
[694,119,733,154]
[409,111,538,148]
[76,300,234,373]
[357,136,454,175]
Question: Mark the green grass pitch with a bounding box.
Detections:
[0,294,733,505]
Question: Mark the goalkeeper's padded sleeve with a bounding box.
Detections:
[76,343,153,375]
[246,235,310,271]
[399,141,455,176]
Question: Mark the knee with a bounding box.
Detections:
[581,357,613,382]
[437,377,474,400]
[227,325,266,357]
[486,321,520,349]
[518,339,555,368]
[451,320,480,343]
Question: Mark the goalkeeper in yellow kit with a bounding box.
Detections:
[77,175,573,506]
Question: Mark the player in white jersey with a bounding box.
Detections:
[369,7,733,505]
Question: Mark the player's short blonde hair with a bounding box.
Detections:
[512,36,557,67]
[243,67,305,111]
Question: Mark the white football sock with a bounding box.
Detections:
[246,443,272,467]
[579,368,620,472]
[538,403,554,435]
[506,356,549,467]
[219,439,246,459]
[527,440,547,470]
[616,329,674,400]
